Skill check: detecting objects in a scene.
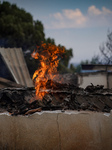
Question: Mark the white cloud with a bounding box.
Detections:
[49,9,87,29]
[102,7,112,14]
[63,9,84,19]
[53,12,63,20]
[45,6,112,29]
[88,5,102,15]
[87,6,112,27]
[88,5,112,16]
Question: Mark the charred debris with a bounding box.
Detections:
[0,79,112,115]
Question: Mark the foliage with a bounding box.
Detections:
[90,55,101,64]
[44,37,55,45]
[0,1,45,50]
[75,55,101,73]
[58,44,73,67]
[0,1,74,77]
[69,64,76,72]
[25,42,75,76]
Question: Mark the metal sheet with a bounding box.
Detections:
[0,48,33,87]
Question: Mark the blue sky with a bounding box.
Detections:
[3,0,112,63]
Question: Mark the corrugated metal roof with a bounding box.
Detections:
[0,48,33,87]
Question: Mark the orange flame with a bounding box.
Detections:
[31,43,65,100]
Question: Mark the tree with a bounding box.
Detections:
[90,55,101,64]
[25,42,75,76]
[0,1,74,76]
[74,60,89,73]
[100,30,112,64]
[44,37,55,45]
[75,55,101,73]
[0,1,45,50]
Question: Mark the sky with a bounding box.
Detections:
[3,0,112,63]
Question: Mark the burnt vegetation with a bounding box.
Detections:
[0,82,112,115]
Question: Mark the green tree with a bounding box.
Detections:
[0,1,74,76]
[44,37,55,45]
[0,1,45,50]
[75,55,101,73]
[90,55,101,64]
[69,64,76,72]
[42,39,74,74]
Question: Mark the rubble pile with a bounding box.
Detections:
[0,81,112,115]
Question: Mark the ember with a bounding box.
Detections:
[31,43,65,100]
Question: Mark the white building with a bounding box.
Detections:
[78,65,112,89]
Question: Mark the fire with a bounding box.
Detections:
[31,43,65,100]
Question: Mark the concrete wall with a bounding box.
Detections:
[78,72,107,88]
[0,110,112,150]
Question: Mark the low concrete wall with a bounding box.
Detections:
[0,111,112,150]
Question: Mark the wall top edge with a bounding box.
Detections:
[0,110,111,117]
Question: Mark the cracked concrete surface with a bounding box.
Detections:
[0,110,112,150]
[57,113,61,150]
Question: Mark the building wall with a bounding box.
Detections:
[78,72,107,89]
